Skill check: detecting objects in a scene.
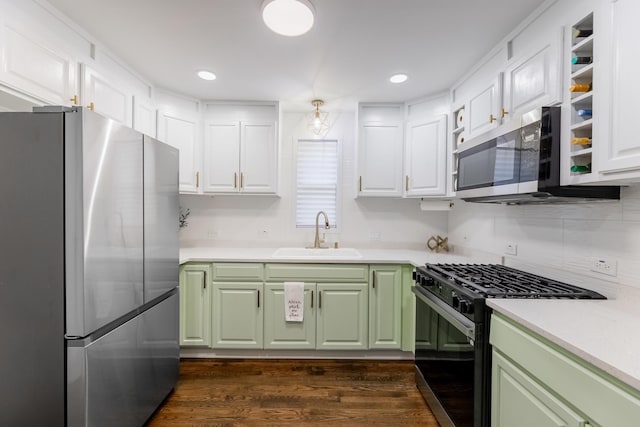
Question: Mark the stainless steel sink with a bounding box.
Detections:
[271,247,362,259]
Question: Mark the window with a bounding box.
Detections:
[295,139,340,228]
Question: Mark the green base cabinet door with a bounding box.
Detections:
[492,351,586,427]
[369,265,402,349]
[264,283,316,349]
[179,264,212,347]
[316,283,368,350]
[211,282,263,349]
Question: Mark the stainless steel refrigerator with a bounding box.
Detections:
[0,106,180,426]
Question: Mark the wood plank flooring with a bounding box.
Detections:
[146,359,438,426]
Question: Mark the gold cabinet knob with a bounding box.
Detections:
[501,108,509,119]
[69,95,79,105]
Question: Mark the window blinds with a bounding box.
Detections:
[296,139,338,228]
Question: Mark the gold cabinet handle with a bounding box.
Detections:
[405,175,409,192]
[69,95,79,105]
[489,114,496,123]
[196,171,200,188]
[359,176,362,192]
[88,102,95,111]
[240,172,244,189]
[234,172,238,189]
[500,108,509,119]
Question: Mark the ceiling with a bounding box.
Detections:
[46,0,547,111]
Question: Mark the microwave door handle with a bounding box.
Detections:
[412,287,476,340]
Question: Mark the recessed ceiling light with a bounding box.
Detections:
[389,74,408,84]
[197,70,217,81]
[262,0,315,37]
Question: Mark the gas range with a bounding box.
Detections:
[412,263,606,427]
[414,263,606,321]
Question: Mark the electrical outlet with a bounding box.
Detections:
[590,257,617,277]
[207,230,218,239]
[504,243,518,256]
[369,231,381,241]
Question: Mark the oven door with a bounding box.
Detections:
[413,287,487,427]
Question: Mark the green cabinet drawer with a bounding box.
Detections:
[265,263,369,282]
[212,263,264,281]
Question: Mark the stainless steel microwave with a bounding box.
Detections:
[456,107,619,204]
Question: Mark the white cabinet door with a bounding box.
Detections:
[81,64,132,127]
[404,116,447,197]
[241,121,277,193]
[599,0,640,176]
[0,21,78,106]
[358,122,403,197]
[133,95,156,138]
[503,35,562,119]
[204,122,240,193]
[467,74,502,139]
[203,120,277,194]
[157,108,200,193]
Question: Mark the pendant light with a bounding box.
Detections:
[308,99,329,136]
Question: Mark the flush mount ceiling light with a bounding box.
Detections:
[389,73,408,84]
[262,0,315,37]
[197,70,217,81]
[308,99,329,136]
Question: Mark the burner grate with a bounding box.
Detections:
[425,263,605,299]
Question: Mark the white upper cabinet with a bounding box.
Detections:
[598,0,640,179]
[204,122,241,193]
[466,74,503,139]
[503,31,562,119]
[81,64,133,127]
[0,2,86,107]
[241,121,277,193]
[203,102,278,195]
[404,115,447,197]
[133,95,157,138]
[357,103,404,197]
[156,92,201,193]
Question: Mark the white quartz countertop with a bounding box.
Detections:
[179,246,500,267]
[487,293,640,391]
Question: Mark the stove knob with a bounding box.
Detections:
[459,299,474,314]
[451,292,459,308]
[421,276,435,287]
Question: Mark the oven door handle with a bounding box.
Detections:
[412,287,476,341]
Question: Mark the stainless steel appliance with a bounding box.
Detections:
[0,107,179,426]
[412,263,605,427]
[456,107,619,204]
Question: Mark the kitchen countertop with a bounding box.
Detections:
[487,290,640,392]
[179,246,501,267]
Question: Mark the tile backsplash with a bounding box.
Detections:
[449,185,640,290]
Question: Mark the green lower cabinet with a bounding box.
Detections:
[316,283,368,350]
[264,283,316,349]
[211,282,263,349]
[491,313,640,426]
[369,265,402,349]
[179,264,211,347]
[492,350,586,427]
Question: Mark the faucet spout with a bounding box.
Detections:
[313,211,330,248]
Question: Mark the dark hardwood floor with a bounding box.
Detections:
[146,359,438,426]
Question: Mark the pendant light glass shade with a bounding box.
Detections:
[262,0,315,37]
[307,99,329,136]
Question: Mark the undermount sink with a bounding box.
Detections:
[271,247,362,259]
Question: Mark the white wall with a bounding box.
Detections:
[179,110,448,249]
[449,186,640,289]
